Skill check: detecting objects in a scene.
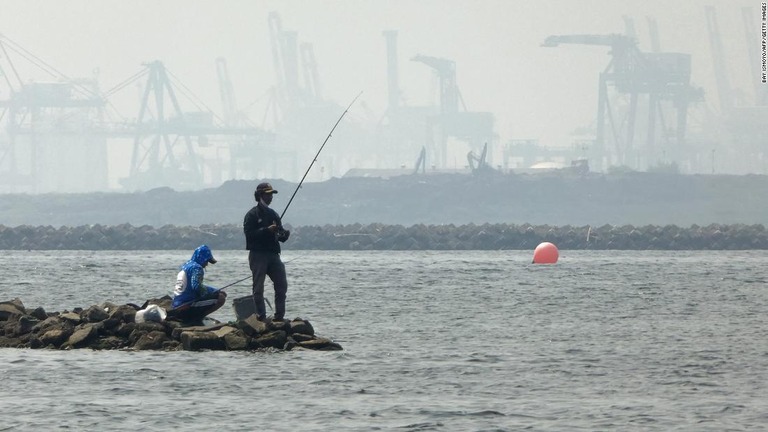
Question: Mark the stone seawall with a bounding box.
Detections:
[1,223,766,250]
[0,297,342,352]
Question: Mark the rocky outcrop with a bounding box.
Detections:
[0,222,766,250]
[0,297,342,352]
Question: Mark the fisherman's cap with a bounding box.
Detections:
[256,182,278,195]
[196,244,217,264]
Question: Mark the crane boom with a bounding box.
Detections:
[411,54,459,114]
[541,34,637,50]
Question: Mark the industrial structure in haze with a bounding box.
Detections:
[372,30,496,176]
[0,34,273,193]
[541,31,702,172]
[0,7,764,193]
[121,60,274,191]
[0,34,109,193]
[0,11,494,193]
[703,6,768,175]
[538,7,766,174]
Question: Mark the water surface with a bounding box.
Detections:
[1,250,767,431]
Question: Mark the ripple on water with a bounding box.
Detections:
[1,250,768,431]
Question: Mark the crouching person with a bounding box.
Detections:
[169,244,226,325]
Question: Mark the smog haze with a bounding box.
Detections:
[0,0,762,193]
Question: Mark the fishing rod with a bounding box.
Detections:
[216,275,252,291]
[280,91,362,220]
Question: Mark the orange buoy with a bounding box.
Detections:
[532,242,559,264]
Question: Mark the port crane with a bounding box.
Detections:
[0,33,107,192]
[410,54,495,169]
[704,6,768,174]
[542,33,701,170]
[109,60,274,191]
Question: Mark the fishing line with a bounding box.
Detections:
[216,275,252,291]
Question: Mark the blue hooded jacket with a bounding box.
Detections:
[172,245,217,308]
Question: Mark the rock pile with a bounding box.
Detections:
[0,297,342,352]
[1,222,766,250]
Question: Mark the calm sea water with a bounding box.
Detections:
[1,249,767,431]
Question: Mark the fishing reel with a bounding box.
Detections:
[277,228,290,242]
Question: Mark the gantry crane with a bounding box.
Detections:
[543,33,701,170]
[646,16,661,53]
[126,61,201,189]
[268,11,323,118]
[113,60,273,190]
[0,33,107,192]
[411,54,462,115]
[704,6,733,113]
[268,11,300,116]
[300,42,322,101]
[740,7,767,106]
[705,6,768,173]
[216,57,238,127]
[410,54,494,169]
[375,31,433,171]
[266,12,366,181]
[383,30,401,112]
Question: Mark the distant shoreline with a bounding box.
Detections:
[3,174,768,229]
[1,222,765,250]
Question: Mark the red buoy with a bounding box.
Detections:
[533,242,559,264]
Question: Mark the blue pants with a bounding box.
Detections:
[248,251,287,320]
[170,289,224,324]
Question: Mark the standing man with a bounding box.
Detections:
[243,182,291,322]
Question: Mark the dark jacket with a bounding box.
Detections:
[243,203,286,253]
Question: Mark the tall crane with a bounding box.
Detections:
[709,6,768,174]
[704,6,732,113]
[646,16,661,53]
[268,11,305,116]
[622,16,637,41]
[215,57,238,127]
[112,60,273,190]
[542,33,700,170]
[741,7,767,106]
[300,42,322,101]
[411,54,462,115]
[382,30,401,112]
[410,54,494,169]
[127,61,201,189]
[0,34,107,192]
[377,30,432,171]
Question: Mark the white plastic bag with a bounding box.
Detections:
[135,304,167,323]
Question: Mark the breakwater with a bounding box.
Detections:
[1,223,765,250]
[0,297,342,352]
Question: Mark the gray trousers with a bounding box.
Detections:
[248,250,287,320]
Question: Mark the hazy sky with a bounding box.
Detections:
[0,0,760,180]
